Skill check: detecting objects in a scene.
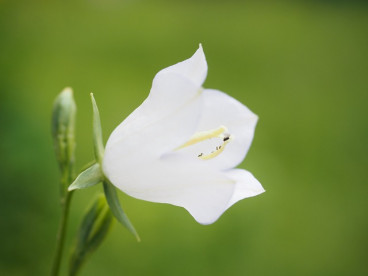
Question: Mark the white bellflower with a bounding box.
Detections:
[103,45,264,224]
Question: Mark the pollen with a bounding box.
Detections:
[176,125,233,160]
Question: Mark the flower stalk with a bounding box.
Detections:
[51,190,73,276]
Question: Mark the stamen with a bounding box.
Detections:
[176,125,233,160]
[176,126,228,150]
[198,137,231,160]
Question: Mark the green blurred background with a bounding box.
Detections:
[1,0,367,275]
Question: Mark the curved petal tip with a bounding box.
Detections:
[156,44,208,87]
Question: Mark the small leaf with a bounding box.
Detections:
[68,163,102,191]
[70,195,113,276]
[90,93,104,164]
[103,181,140,241]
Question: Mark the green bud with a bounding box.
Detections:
[52,87,76,192]
[69,195,114,276]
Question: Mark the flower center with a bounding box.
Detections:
[176,126,232,160]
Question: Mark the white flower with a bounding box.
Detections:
[102,45,265,225]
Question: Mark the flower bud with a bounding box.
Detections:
[69,195,113,276]
[52,87,76,190]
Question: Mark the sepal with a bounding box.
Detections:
[103,181,140,241]
[68,163,103,191]
[90,93,104,164]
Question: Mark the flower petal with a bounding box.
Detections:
[156,44,207,87]
[225,169,265,208]
[194,89,258,170]
[106,73,202,148]
[106,46,207,147]
[106,152,235,225]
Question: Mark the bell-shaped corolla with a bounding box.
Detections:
[103,45,264,225]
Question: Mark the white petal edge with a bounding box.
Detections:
[156,44,207,87]
[225,169,265,209]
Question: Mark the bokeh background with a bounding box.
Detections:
[1,0,367,275]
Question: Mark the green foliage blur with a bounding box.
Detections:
[1,0,367,275]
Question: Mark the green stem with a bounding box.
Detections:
[51,191,73,276]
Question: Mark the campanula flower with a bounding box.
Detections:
[102,45,264,224]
